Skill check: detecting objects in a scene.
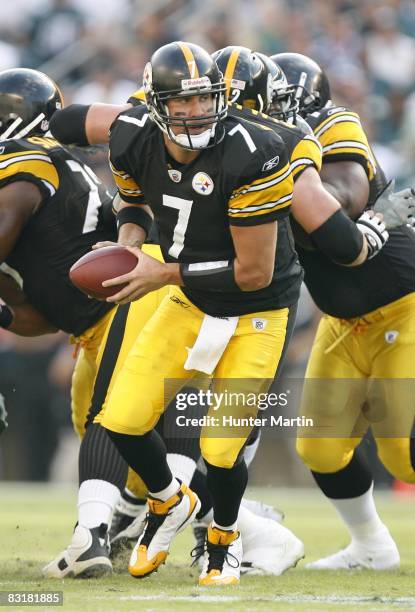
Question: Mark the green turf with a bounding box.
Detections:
[0,484,414,611]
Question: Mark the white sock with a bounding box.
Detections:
[212,520,238,532]
[150,478,180,502]
[243,433,261,468]
[329,483,385,543]
[78,479,120,529]
[167,453,197,486]
[198,508,213,526]
[118,489,145,517]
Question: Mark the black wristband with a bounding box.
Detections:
[180,260,239,292]
[310,209,364,265]
[49,104,91,146]
[116,206,153,237]
[0,304,13,329]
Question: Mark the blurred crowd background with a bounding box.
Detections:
[0,0,414,490]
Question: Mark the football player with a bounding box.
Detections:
[272,51,415,570]
[87,40,310,586]
[49,46,401,580]
[0,68,174,579]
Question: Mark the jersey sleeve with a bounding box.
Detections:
[313,109,376,181]
[228,130,293,226]
[126,88,146,107]
[0,142,59,199]
[108,114,146,206]
[290,134,322,181]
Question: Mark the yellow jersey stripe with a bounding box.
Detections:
[128,88,146,103]
[231,165,292,199]
[291,158,316,178]
[223,49,241,97]
[228,196,292,218]
[110,161,142,194]
[0,157,59,190]
[313,110,360,135]
[315,114,361,139]
[233,161,291,193]
[0,149,50,163]
[178,42,199,79]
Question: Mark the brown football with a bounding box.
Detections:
[69,246,138,299]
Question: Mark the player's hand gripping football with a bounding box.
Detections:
[102,246,170,303]
[373,180,415,229]
[356,210,389,260]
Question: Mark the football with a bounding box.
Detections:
[69,245,138,299]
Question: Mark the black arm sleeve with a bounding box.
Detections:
[49,105,91,146]
[310,208,364,265]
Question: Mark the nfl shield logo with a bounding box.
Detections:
[385,330,399,344]
[168,168,182,183]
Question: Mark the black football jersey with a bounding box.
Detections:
[109,105,303,316]
[2,136,116,335]
[297,104,415,318]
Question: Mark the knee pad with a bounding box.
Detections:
[377,438,415,484]
[200,437,244,469]
[296,437,356,473]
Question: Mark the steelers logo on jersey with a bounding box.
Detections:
[192,171,214,195]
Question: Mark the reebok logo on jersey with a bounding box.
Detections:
[192,172,214,195]
[252,318,268,331]
[385,330,399,344]
[170,295,190,308]
[262,156,280,172]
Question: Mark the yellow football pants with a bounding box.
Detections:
[101,287,290,469]
[71,244,167,498]
[297,292,415,483]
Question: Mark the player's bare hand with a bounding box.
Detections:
[92,240,119,250]
[102,246,170,303]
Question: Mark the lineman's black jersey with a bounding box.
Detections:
[297,104,415,318]
[109,105,302,316]
[2,136,116,335]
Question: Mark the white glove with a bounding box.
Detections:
[0,393,7,435]
[356,211,389,260]
[373,180,415,229]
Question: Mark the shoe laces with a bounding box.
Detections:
[190,542,206,567]
[140,511,168,548]
[206,540,240,572]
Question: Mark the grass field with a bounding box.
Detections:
[0,484,414,612]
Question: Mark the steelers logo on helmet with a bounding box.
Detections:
[143,62,153,93]
[192,172,214,196]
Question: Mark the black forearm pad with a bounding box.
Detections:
[116,206,152,237]
[180,260,239,291]
[0,304,13,329]
[310,209,364,265]
[49,104,90,145]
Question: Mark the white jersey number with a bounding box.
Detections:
[66,160,104,233]
[162,194,193,258]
